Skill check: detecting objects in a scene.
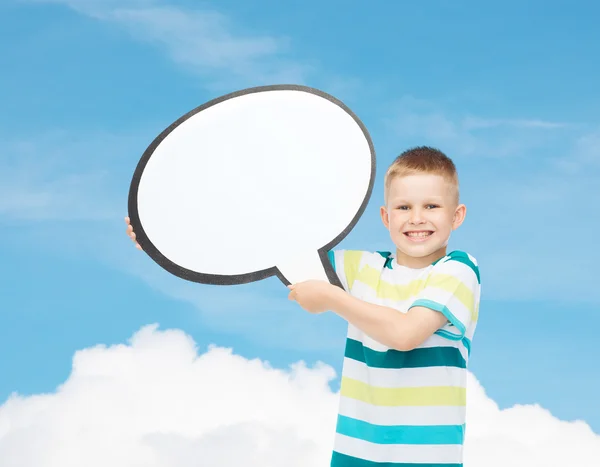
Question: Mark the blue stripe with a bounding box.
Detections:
[410,299,467,339]
[331,451,462,467]
[376,251,394,269]
[336,415,465,445]
[462,337,471,356]
[328,250,336,271]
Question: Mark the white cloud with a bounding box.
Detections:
[0,167,114,221]
[28,0,310,88]
[383,95,571,159]
[0,325,598,466]
[0,130,140,222]
[462,116,569,130]
[0,325,337,467]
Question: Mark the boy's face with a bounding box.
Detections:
[381,173,466,267]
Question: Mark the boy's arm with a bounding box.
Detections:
[324,251,480,351]
[329,290,447,351]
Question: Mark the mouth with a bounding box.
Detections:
[403,230,434,242]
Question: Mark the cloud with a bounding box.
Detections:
[383,95,571,159]
[461,116,569,130]
[0,167,114,222]
[0,130,141,222]
[0,325,337,467]
[0,325,598,466]
[28,0,310,88]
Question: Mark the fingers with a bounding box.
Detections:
[125,215,141,249]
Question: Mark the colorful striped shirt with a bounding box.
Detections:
[327,249,481,467]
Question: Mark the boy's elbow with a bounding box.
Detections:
[392,328,432,351]
[392,335,419,352]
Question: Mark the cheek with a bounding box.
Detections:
[438,213,455,230]
[388,212,404,226]
[390,215,409,233]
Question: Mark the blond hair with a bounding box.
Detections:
[384,146,460,204]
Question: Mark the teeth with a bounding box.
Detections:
[406,231,431,237]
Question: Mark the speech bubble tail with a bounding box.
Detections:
[277,251,332,286]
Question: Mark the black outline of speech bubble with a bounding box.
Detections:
[127,84,376,288]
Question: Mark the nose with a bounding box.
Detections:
[409,207,425,224]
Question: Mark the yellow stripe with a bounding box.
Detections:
[427,274,476,321]
[360,265,427,300]
[343,251,364,291]
[356,267,477,322]
[340,377,466,407]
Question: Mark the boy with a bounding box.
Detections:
[125,146,480,466]
[286,146,480,466]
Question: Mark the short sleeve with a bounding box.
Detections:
[408,251,481,341]
[327,250,364,293]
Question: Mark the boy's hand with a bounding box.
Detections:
[124,216,142,250]
[287,280,341,314]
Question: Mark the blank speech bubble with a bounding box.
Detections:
[128,84,376,287]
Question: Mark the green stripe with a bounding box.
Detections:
[411,298,466,339]
[344,338,466,369]
[328,250,336,271]
[336,415,465,445]
[447,251,480,284]
[376,251,394,269]
[463,337,471,356]
[331,452,462,467]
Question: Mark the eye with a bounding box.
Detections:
[396,205,409,210]
[426,204,440,209]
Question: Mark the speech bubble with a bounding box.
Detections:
[128,84,375,287]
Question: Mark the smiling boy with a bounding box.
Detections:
[288,146,481,466]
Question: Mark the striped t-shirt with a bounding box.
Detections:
[327,249,481,467]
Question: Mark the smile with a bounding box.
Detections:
[404,231,434,242]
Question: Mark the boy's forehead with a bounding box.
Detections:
[388,173,451,193]
[386,173,458,204]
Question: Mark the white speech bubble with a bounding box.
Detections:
[128,85,375,287]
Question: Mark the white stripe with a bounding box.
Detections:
[333,250,350,292]
[418,333,464,350]
[418,287,473,324]
[464,322,477,341]
[334,433,463,464]
[347,325,464,353]
[341,357,466,388]
[337,396,466,426]
[361,251,393,270]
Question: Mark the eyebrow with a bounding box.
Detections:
[390,197,445,204]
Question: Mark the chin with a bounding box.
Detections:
[404,246,440,258]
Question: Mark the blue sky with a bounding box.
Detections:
[1,0,599,458]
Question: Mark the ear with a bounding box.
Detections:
[380,205,390,230]
[452,204,467,230]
